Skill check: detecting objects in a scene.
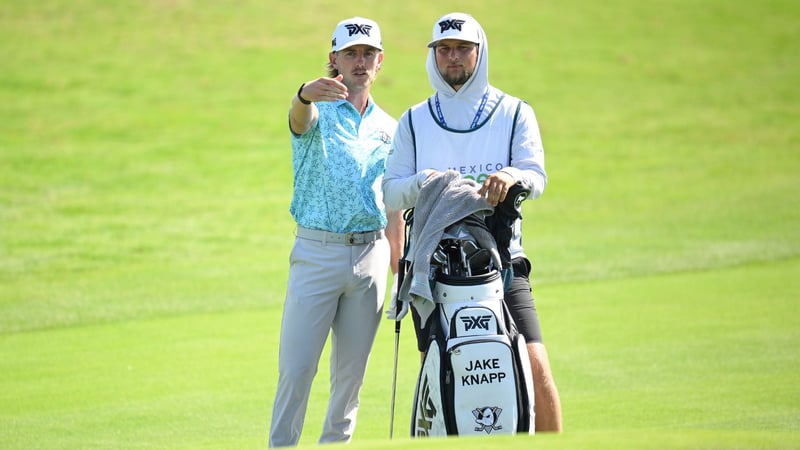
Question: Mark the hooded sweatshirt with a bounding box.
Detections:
[383,13,548,261]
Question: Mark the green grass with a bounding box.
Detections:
[1,0,799,448]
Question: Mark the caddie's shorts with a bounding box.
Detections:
[411,257,544,352]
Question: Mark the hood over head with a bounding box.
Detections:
[426,12,489,101]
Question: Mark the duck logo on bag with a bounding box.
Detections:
[472,406,503,434]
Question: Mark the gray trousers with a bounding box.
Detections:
[268,235,389,447]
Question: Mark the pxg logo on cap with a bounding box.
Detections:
[428,12,481,48]
[332,17,383,52]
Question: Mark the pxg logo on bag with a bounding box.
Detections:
[454,308,497,336]
[460,315,492,333]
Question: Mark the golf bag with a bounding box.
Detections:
[407,199,535,437]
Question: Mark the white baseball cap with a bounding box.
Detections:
[331,17,383,52]
[427,12,482,48]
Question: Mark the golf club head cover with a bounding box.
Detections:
[484,182,530,290]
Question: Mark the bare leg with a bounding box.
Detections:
[528,342,562,432]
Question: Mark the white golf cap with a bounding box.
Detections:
[427,12,482,48]
[331,17,383,52]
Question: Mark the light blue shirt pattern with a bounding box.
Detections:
[290,98,397,233]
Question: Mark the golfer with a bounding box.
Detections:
[269,17,403,447]
[382,12,563,432]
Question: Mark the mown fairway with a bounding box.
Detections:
[1,0,798,449]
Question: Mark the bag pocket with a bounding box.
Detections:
[445,336,519,435]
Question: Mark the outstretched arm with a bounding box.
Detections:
[289,74,348,135]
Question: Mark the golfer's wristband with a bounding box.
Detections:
[297,83,312,105]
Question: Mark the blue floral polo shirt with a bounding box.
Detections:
[290,98,397,233]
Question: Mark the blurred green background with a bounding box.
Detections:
[1,0,798,448]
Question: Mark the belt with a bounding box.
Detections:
[296,226,383,246]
